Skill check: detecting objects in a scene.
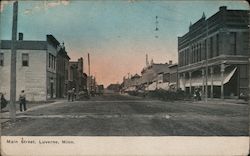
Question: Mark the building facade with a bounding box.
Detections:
[169,64,178,91]
[68,57,87,93]
[0,34,67,101]
[123,74,141,91]
[56,43,70,98]
[121,58,176,92]
[178,6,249,98]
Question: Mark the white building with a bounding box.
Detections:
[0,34,60,101]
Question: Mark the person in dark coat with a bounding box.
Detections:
[195,88,201,101]
[0,93,7,110]
[19,90,27,111]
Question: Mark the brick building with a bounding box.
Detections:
[178,6,249,98]
[169,63,178,91]
[56,42,70,98]
[68,58,87,93]
[122,58,175,92]
[0,34,64,101]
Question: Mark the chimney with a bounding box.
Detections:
[219,6,227,11]
[169,60,173,65]
[18,32,23,40]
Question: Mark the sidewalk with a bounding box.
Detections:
[0,99,66,124]
[192,98,248,105]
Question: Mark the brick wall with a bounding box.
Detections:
[0,49,47,101]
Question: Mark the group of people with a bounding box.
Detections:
[193,88,202,101]
[0,90,27,112]
[67,88,76,102]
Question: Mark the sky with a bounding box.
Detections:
[0,0,249,87]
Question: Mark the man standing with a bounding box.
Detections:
[67,89,72,102]
[71,88,76,101]
[0,92,7,110]
[19,90,27,111]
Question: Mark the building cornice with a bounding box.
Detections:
[178,55,249,73]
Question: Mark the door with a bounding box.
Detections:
[51,82,54,98]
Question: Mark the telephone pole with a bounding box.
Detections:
[205,15,208,103]
[9,1,18,120]
[88,53,90,76]
[87,53,91,93]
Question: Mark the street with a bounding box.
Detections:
[1,93,249,136]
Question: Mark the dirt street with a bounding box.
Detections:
[1,94,248,136]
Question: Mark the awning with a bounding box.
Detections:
[180,67,237,87]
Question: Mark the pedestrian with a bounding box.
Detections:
[198,89,202,101]
[67,89,72,102]
[1,92,7,110]
[19,90,27,112]
[195,88,201,101]
[71,88,75,101]
[193,89,197,101]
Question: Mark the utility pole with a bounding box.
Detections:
[9,1,18,120]
[87,53,91,93]
[88,53,90,76]
[205,16,208,103]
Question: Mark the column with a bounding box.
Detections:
[177,73,181,90]
[210,67,214,99]
[202,69,205,99]
[189,71,192,94]
[183,73,186,92]
[221,63,225,99]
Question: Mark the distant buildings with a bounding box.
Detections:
[178,6,249,98]
[68,58,87,93]
[107,83,120,92]
[168,63,178,91]
[87,75,96,94]
[123,74,141,91]
[121,56,178,92]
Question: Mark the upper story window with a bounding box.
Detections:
[0,53,4,66]
[49,54,51,68]
[49,53,56,70]
[22,53,29,67]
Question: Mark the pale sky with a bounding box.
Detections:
[0,0,249,87]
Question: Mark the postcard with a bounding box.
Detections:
[0,0,249,155]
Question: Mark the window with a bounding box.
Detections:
[210,37,213,58]
[53,56,56,69]
[0,53,3,66]
[216,34,219,56]
[199,44,202,61]
[49,54,51,68]
[49,53,56,69]
[204,40,207,59]
[230,32,236,55]
[240,65,248,78]
[22,53,29,66]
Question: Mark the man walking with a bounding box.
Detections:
[19,90,27,111]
